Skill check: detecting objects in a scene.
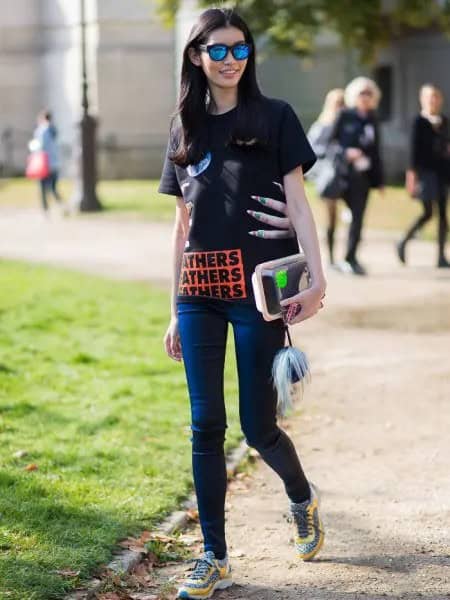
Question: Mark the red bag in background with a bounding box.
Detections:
[26,151,50,180]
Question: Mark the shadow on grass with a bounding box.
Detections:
[0,470,143,599]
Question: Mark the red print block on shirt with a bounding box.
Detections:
[178,249,247,299]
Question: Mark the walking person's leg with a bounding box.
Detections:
[176,300,232,599]
[39,177,49,212]
[50,171,62,203]
[397,173,435,264]
[436,179,449,267]
[343,172,370,273]
[231,303,324,560]
[326,199,338,265]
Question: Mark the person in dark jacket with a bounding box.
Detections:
[329,77,384,275]
[397,84,450,268]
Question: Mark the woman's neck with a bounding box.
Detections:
[208,86,239,115]
[356,107,370,118]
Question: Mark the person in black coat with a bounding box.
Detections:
[397,84,450,268]
[329,77,384,275]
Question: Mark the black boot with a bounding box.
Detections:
[396,240,407,265]
[437,220,449,268]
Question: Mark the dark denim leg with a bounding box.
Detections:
[230,303,310,503]
[177,301,228,558]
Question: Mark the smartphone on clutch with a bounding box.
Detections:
[251,253,311,322]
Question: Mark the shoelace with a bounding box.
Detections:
[187,556,214,580]
[291,505,313,539]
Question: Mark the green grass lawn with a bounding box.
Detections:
[0,177,440,239]
[0,262,241,600]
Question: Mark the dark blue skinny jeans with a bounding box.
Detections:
[177,299,310,559]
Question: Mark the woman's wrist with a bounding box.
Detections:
[311,276,327,295]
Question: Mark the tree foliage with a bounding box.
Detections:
[155,0,450,62]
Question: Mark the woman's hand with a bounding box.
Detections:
[248,192,295,239]
[164,317,182,362]
[280,284,326,324]
[345,147,363,162]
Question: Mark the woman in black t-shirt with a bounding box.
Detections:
[158,9,326,598]
[397,84,450,268]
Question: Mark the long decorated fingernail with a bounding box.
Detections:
[258,197,267,205]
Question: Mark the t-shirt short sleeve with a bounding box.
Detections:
[158,136,182,197]
[278,103,317,176]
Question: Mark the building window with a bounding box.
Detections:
[374,65,393,122]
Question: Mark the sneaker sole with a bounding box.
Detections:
[297,529,325,561]
[177,577,233,599]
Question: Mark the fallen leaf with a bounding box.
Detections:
[53,568,80,577]
[146,532,176,543]
[24,463,38,471]
[118,537,142,549]
[185,508,199,522]
[138,530,153,543]
[97,594,122,600]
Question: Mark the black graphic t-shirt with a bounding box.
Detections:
[158,97,316,304]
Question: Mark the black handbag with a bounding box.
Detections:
[315,149,348,199]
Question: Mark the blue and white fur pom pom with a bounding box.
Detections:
[272,329,310,416]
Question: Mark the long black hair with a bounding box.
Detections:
[170,8,268,167]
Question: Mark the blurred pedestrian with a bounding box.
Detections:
[397,84,450,268]
[29,110,64,214]
[307,88,345,265]
[329,77,384,275]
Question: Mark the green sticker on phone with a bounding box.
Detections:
[275,269,288,288]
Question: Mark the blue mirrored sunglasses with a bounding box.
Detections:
[198,42,252,61]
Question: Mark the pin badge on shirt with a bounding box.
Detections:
[187,152,212,177]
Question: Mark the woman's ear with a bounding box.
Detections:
[188,47,202,67]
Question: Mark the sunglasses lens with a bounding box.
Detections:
[209,45,228,61]
[232,44,250,60]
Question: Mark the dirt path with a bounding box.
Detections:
[1,207,449,599]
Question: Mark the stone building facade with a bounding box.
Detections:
[0,1,449,180]
[0,0,176,178]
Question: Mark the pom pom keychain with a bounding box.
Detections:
[272,303,311,416]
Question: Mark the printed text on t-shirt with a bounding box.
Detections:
[178,249,247,299]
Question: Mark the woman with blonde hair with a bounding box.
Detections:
[307,88,345,265]
[329,76,384,275]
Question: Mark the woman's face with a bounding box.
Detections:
[420,87,443,115]
[190,26,248,91]
[355,88,374,112]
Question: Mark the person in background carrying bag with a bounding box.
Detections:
[397,84,450,268]
[328,77,384,276]
[29,110,64,214]
[307,88,345,265]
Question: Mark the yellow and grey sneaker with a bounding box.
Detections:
[177,550,232,599]
[290,484,324,561]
